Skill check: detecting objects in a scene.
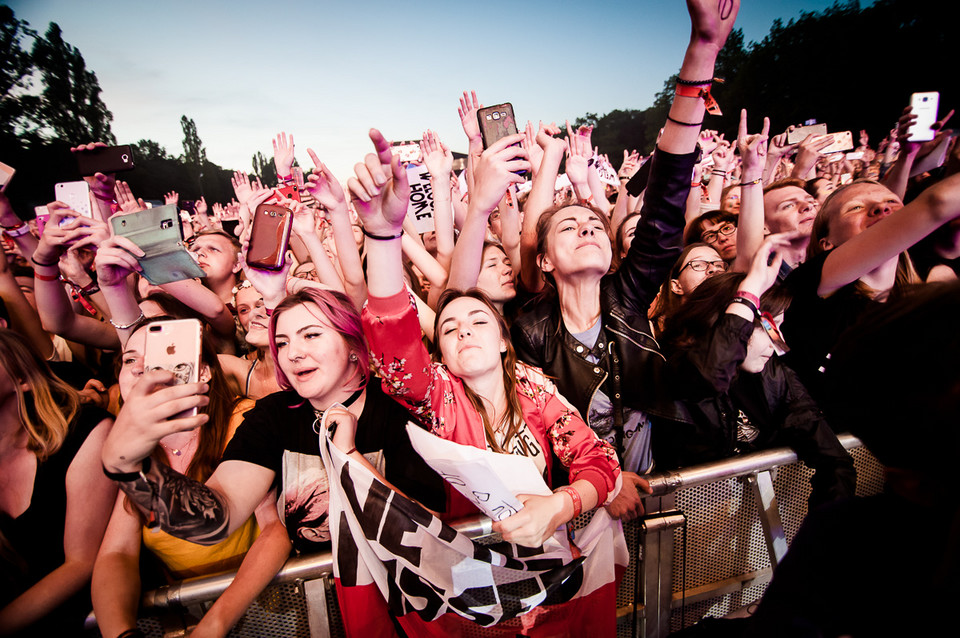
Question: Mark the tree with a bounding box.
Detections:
[180,115,207,167]
[133,138,168,161]
[0,6,38,139]
[30,22,114,144]
[252,151,276,184]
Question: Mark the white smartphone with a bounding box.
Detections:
[908,91,940,143]
[53,181,93,223]
[143,319,203,419]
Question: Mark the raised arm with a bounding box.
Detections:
[446,134,528,291]
[0,241,54,358]
[731,109,770,272]
[520,122,566,292]
[32,205,119,349]
[305,149,367,309]
[420,130,455,271]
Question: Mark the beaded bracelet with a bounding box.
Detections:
[676,77,714,86]
[109,311,145,331]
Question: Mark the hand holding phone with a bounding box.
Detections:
[143,319,203,419]
[907,92,940,143]
[247,202,293,270]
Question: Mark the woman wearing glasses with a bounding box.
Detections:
[655,234,855,509]
[648,243,728,335]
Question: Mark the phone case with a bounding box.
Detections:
[909,92,939,143]
[76,145,135,176]
[110,205,207,285]
[820,131,854,154]
[787,123,827,145]
[247,203,293,270]
[144,319,202,419]
[477,103,519,150]
[54,181,93,219]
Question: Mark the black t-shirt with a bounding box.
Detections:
[0,405,112,636]
[781,251,877,401]
[222,381,445,553]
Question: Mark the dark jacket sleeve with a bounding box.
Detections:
[616,146,699,316]
[664,313,754,401]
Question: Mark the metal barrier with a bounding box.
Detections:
[85,435,884,638]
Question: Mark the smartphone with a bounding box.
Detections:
[75,144,135,176]
[0,161,14,192]
[54,181,93,224]
[477,103,520,150]
[819,131,854,154]
[247,203,292,270]
[220,218,240,237]
[625,157,652,197]
[787,123,828,145]
[143,319,202,419]
[908,92,939,142]
[35,205,50,236]
[275,184,301,203]
[390,141,423,165]
[110,205,207,284]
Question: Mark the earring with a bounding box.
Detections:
[350,353,358,362]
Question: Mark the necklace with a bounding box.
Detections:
[312,387,364,435]
[159,431,199,457]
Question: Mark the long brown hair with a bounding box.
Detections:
[0,330,80,460]
[120,318,235,482]
[432,289,527,454]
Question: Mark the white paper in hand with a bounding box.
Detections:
[405,422,552,521]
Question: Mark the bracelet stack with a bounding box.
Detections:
[732,290,761,317]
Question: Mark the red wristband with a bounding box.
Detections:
[735,290,761,308]
[556,486,582,519]
[35,271,60,282]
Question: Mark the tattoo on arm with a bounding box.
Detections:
[118,461,231,545]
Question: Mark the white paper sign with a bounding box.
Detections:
[405,422,552,521]
[406,164,435,234]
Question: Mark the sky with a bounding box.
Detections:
[8,0,857,183]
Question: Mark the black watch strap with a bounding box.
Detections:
[102,456,152,481]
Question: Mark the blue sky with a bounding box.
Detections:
[9,1,856,183]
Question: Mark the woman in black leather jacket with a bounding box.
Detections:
[658,235,855,509]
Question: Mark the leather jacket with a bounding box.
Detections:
[511,147,698,440]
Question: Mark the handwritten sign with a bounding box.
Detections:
[406,164,435,234]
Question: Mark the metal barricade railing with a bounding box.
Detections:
[85,436,884,638]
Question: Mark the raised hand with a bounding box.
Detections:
[273,132,296,178]
[419,129,453,179]
[195,196,208,217]
[346,128,409,235]
[536,121,565,154]
[101,369,210,473]
[70,142,116,205]
[232,170,254,205]
[457,90,483,144]
[619,150,641,181]
[470,134,530,215]
[288,198,317,240]
[304,149,348,213]
[114,181,145,214]
[711,140,734,173]
[741,231,804,296]
[94,235,144,288]
[688,0,741,52]
[736,109,770,181]
[523,120,545,176]
[164,190,179,207]
[768,130,797,159]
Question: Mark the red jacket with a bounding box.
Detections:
[363,290,622,519]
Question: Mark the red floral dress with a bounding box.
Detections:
[362,290,621,518]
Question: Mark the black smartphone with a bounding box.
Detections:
[477,103,519,150]
[625,159,652,197]
[220,219,240,237]
[76,145,136,176]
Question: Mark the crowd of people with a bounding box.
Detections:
[3,1,960,636]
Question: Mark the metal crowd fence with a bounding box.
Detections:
[85,434,883,638]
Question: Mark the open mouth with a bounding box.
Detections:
[294,367,317,380]
[249,321,267,330]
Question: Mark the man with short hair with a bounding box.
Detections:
[762,178,820,277]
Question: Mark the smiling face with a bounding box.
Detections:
[235,285,269,348]
[540,206,612,281]
[476,245,516,305]
[273,303,357,409]
[819,182,903,251]
[436,296,506,383]
[763,186,819,236]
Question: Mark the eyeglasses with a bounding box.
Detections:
[678,259,728,274]
[701,222,736,244]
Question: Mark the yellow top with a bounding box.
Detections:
[142,398,263,580]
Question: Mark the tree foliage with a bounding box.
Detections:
[578,0,957,167]
[180,115,207,167]
[0,6,37,139]
[31,23,114,144]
